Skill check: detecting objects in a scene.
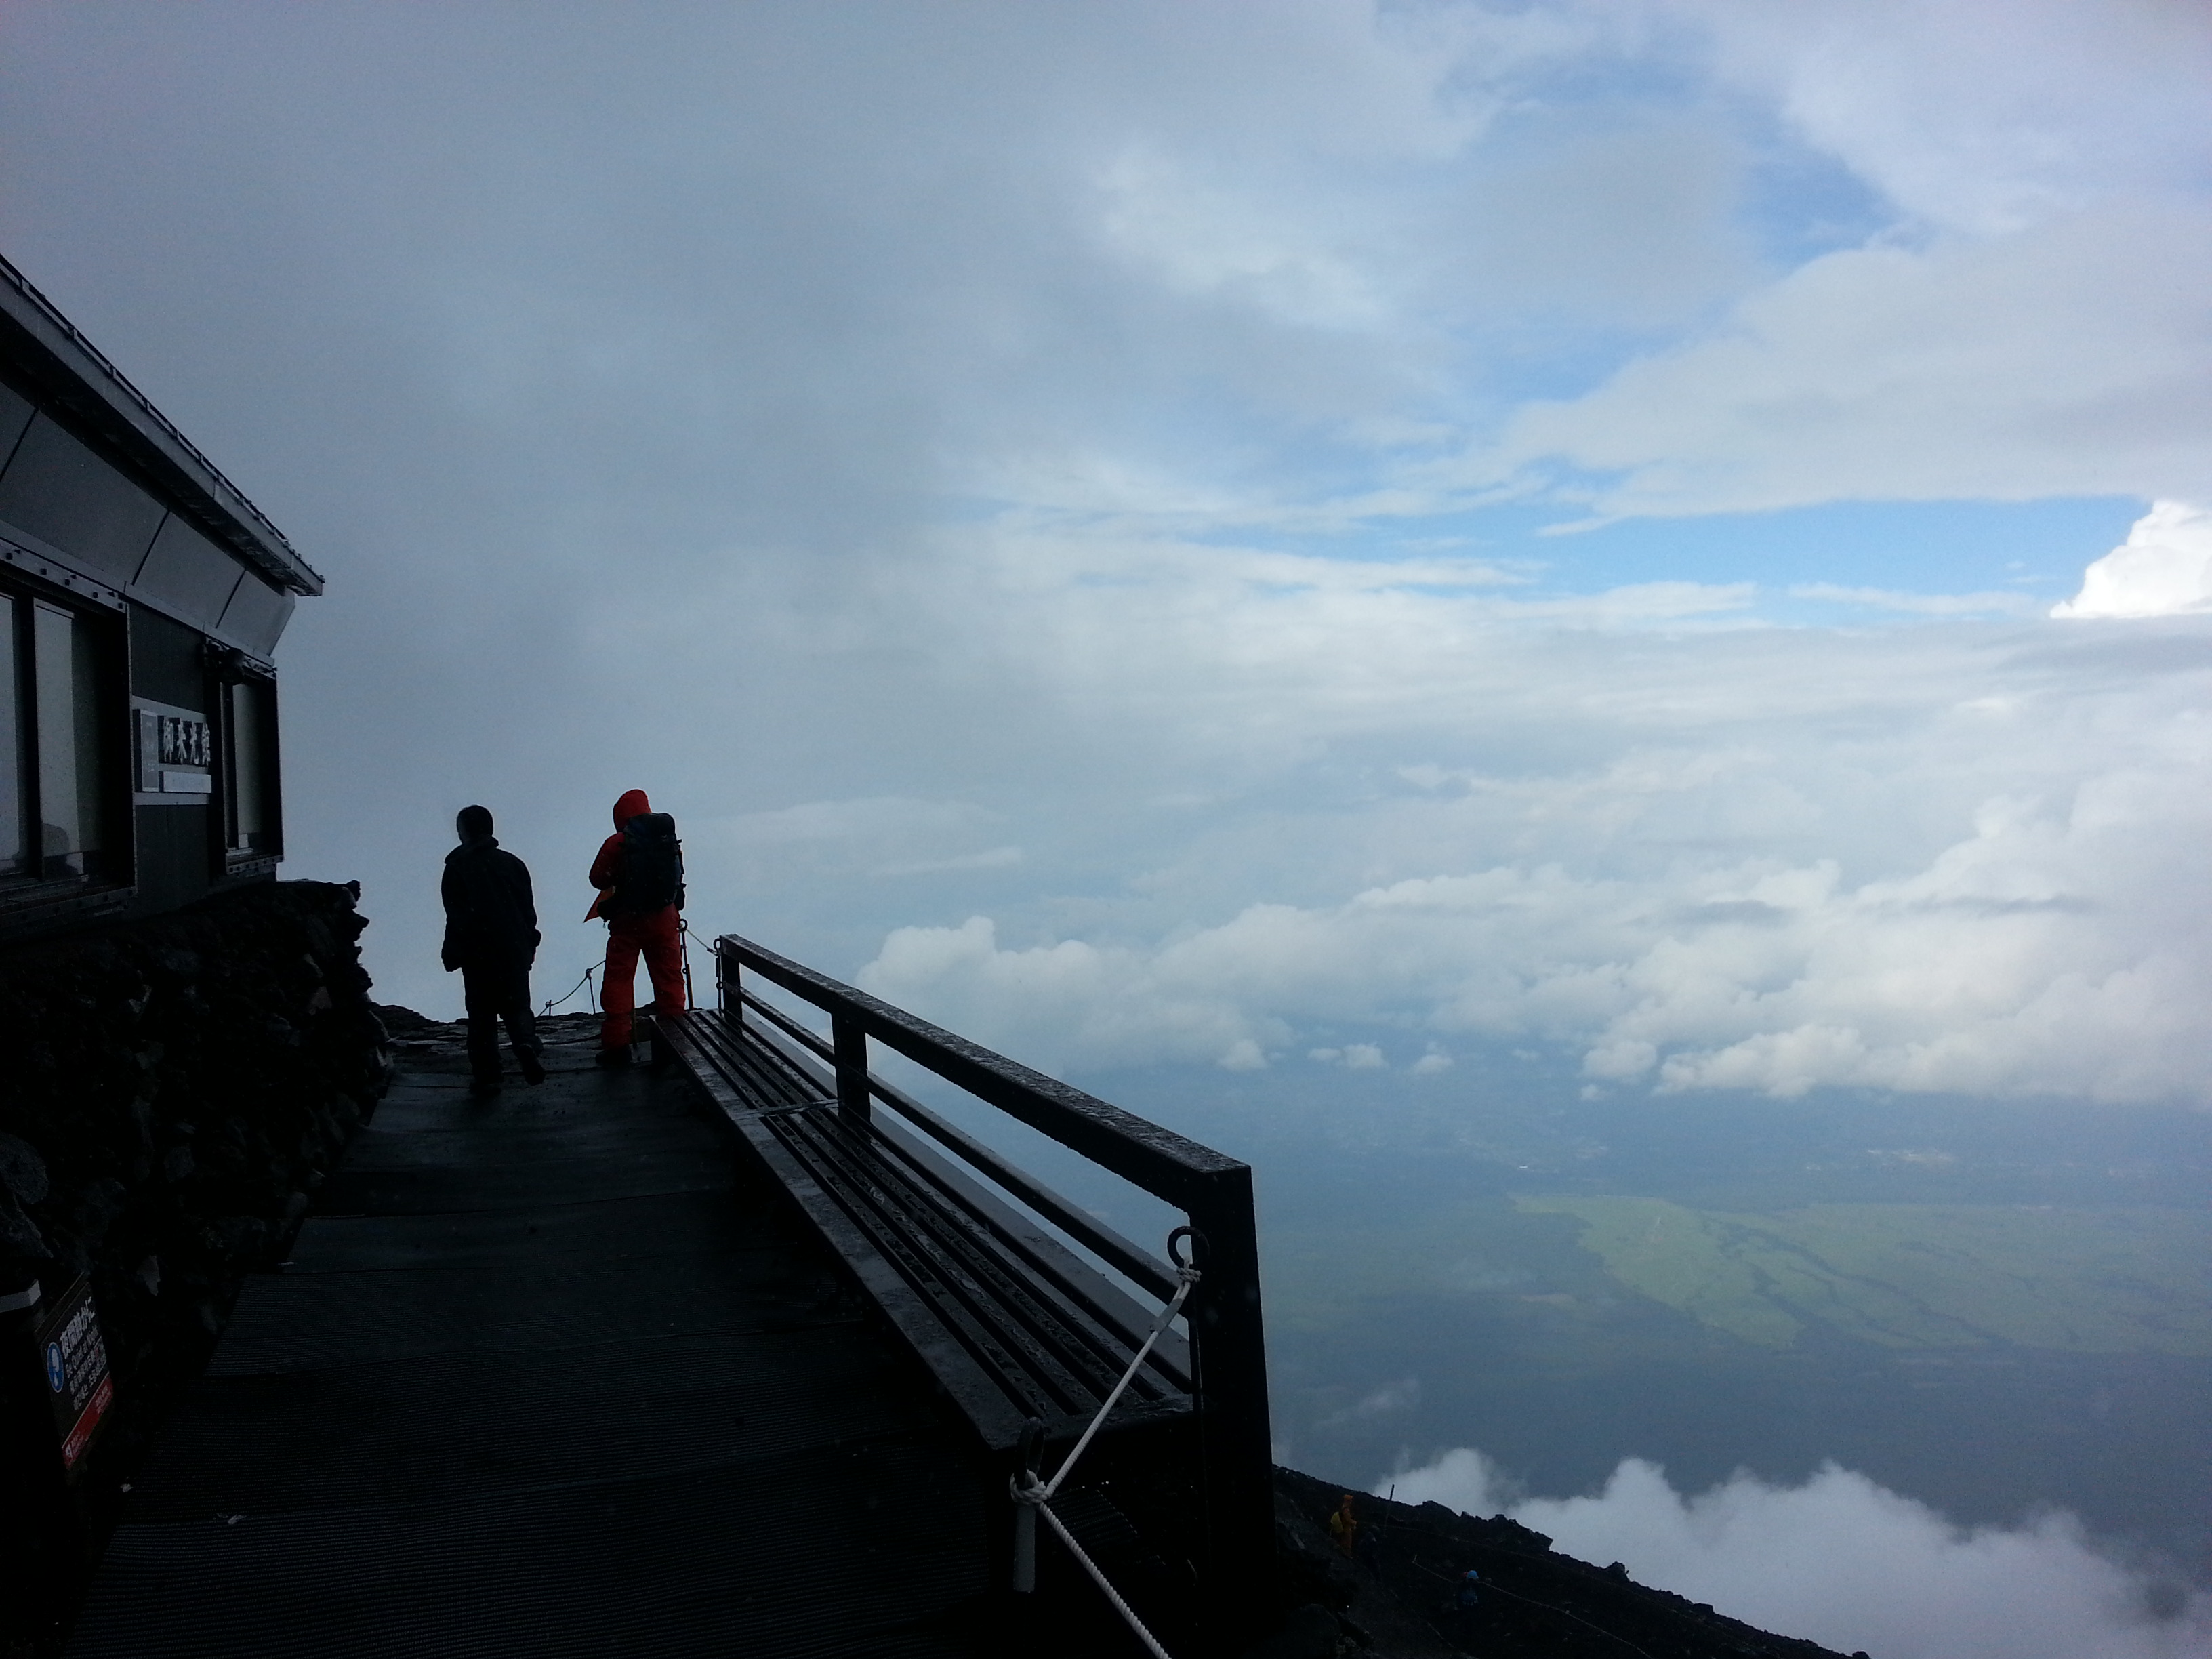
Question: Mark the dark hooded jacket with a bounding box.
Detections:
[442,834,542,970]
[588,787,663,920]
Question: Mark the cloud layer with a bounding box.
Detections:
[1386,1447,2212,1659]
[3,1,2204,1081]
[2056,502,2212,619]
[856,535,2212,1103]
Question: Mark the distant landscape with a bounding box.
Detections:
[1514,1195,2212,1355]
[1061,1061,2212,1570]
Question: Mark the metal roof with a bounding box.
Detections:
[0,253,322,597]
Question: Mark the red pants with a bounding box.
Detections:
[600,905,685,1047]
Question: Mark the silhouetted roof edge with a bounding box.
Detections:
[0,252,323,597]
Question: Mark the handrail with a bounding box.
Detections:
[732,983,1180,1300]
[720,933,1243,1207]
[712,932,1275,1641]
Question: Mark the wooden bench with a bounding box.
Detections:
[653,933,1275,1608]
[657,1000,1193,1452]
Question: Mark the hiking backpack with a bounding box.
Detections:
[613,813,685,914]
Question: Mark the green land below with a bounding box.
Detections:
[1265,1191,2212,1357]
[1513,1197,2212,1355]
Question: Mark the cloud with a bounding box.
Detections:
[1319,1376,1420,1428]
[1465,207,2212,518]
[1689,0,2212,236]
[1385,1447,2212,1659]
[856,916,1279,1074]
[6,0,2207,1082]
[875,846,1024,878]
[2054,502,2212,619]
[856,590,2212,1103]
[1790,583,2041,618]
[1423,0,2212,519]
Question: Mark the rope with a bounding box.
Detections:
[1040,1256,1196,1504]
[1009,1227,1202,1658]
[1038,1500,1175,1659]
[539,965,597,1018]
[1410,1555,1656,1659]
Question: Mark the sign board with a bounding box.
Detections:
[132,697,213,804]
[34,1277,112,1471]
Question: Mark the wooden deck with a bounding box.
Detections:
[65,1021,1013,1657]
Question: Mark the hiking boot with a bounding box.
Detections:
[594,1046,631,1069]
[518,1049,547,1086]
[469,1076,504,1098]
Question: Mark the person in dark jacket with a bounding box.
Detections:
[441,804,546,1094]
[587,787,686,1065]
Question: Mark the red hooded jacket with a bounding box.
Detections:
[586,788,655,919]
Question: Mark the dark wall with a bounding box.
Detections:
[0,379,30,462]
[125,606,216,914]
[0,880,389,1484]
[128,808,207,918]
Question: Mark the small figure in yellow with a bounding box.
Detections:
[1328,1492,1359,1560]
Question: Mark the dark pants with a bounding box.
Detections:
[461,958,541,1083]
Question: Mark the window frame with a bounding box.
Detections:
[210,647,281,877]
[0,563,132,922]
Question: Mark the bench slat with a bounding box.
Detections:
[659,1010,1193,1454]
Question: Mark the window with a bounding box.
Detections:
[0,593,22,878]
[218,666,278,866]
[1,586,120,890]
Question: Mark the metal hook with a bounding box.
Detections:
[1167,1225,1206,1271]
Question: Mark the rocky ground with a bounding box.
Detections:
[1265,1465,1860,1658]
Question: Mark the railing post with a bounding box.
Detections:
[831,1010,871,1124]
[1185,1167,1275,1651]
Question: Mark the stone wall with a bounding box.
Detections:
[0,880,390,1439]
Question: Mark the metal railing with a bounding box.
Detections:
[712,931,1275,1626]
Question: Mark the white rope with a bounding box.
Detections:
[1038,1498,1176,1659]
[1008,1231,1201,1658]
[1041,1260,1197,1503]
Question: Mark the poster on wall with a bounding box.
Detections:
[37,1276,112,1471]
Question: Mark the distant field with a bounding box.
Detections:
[1517,1197,2212,1354]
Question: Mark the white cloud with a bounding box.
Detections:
[1792,583,2040,618]
[12,1,2208,1097]
[2055,502,2212,620]
[856,916,1282,1075]
[1385,1447,2212,1659]
[1320,1376,1421,1428]
[875,845,1024,878]
[863,805,2212,1103]
[1469,207,2212,518]
[1219,1036,1267,1071]
[1691,0,2212,234]
[855,530,2212,1103]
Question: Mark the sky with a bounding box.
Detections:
[3,2,2209,1650]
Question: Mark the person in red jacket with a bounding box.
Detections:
[588,787,687,1064]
